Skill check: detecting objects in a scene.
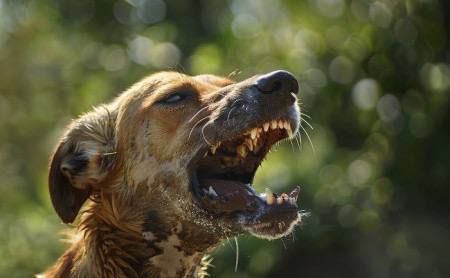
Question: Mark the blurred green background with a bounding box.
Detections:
[0,0,449,277]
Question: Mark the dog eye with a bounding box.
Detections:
[160,93,188,104]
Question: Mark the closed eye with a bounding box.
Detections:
[159,92,190,104]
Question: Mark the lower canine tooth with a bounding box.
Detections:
[289,186,301,201]
[265,188,275,205]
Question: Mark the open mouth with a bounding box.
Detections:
[191,118,301,239]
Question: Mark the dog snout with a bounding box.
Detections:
[255,70,299,97]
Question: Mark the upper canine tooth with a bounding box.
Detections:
[265,188,275,205]
[271,120,277,129]
[263,123,270,132]
[287,127,293,137]
[250,129,257,139]
[211,145,218,154]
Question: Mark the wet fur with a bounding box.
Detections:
[42,72,237,277]
[41,71,300,277]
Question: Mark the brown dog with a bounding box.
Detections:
[42,70,302,277]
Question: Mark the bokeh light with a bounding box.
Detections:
[0,0,449,277]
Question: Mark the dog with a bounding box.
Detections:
[41,70,302,277]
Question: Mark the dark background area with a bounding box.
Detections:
[0,0,449,277]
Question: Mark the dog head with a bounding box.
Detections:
[49,70,302,242]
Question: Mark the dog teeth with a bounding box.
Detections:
[276,196,283,205]
[289,186,300,201]
[263,188,299,206]
[270,120,277,129]
[210,142,221,155]
[208,186,218,197]
[237,145,248,157]
[202,186,219,198]
[264,119,293,132]
[211,119,294,167]
[250,129,257,139]
[278,120,284,129]
[246,138,254,151]
[246,120,294,154]
[265,188,275,205]
[287,125,293,137]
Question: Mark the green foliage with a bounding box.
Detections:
[0,0,449,276]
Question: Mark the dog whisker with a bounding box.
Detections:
[280,237,287,250]
[201,121,213,146]
[226,107,236,124]
[234,237,239,273]
[188,116,210,140]
[289,137,295,152]
[300,112,311,119]
[225,237,235,251]
[188,106,209,123]
[294,134,302,151]
[301,117,314,130]
[300,124,315,153]
[228,69,241,79]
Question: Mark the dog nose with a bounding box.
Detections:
[255,70,299,95]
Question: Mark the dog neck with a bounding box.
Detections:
[140,207,221,277]
[45,192,221,277]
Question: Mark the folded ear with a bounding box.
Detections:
[48,108,116,223]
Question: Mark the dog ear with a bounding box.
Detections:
[49,108,116,223]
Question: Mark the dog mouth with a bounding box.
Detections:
[191,118,301,239]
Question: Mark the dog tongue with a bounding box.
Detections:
[199,179,259,212]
